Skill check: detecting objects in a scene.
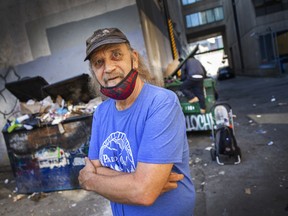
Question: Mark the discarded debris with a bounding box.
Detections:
[271,97,276,102]
[200,182,206,191]
[13,187,18,193]
[256,129,267,134]
[4,179,9,184]
[245,188,251,194]
[267,141,274,146]
[218,171,225,175]
[205,146,212,151]
[189,157,193,165]
[71,203,77,208]
[256,115,261,118]
[234,121,240,126]
[58,123,65,134]
[28,192,47,201]
[13,194,26,202]
[278,102,287,106]
[23,124,33,130]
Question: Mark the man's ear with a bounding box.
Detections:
[132,51,139,69]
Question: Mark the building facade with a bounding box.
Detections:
[181,0,288,76]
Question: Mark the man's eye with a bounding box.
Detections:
[112,51,122,59]
[94,59,104,67]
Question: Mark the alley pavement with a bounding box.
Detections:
[1,75,288,216]
[190,74,288,216]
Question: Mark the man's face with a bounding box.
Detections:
[90,43,138,87]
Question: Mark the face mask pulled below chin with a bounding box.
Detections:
[100,69,138,100]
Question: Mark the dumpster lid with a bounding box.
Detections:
[42,73,94,104]
[5,76,49,102]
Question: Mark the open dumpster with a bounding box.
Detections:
[3,74,96,194]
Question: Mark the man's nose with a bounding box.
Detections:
[104,59,116,73]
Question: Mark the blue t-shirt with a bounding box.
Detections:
[88,83,195,216]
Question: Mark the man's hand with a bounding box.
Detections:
[78,157,97,190]
[161,172,184,194]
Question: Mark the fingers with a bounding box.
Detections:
[85,157,91,165]
[161,172,184,194]
[161,181,178,194]
[78,158,97,190]
[84,157,96,172]
[168,172,184,182]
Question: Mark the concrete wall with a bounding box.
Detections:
[0,0,136,67]
[225,0,288,76]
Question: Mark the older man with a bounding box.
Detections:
[78,28,195,216]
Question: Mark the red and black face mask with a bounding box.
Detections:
[100,69,138,100]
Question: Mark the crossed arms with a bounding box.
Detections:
[78,157,183,206]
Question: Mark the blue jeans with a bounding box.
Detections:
[180,78,206,109]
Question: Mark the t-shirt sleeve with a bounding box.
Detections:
[137,92,186,164]
[88,107,101,160]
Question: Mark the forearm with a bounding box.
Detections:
[84,172,150,205]
[79,160,174,205]
[96,166,126,176]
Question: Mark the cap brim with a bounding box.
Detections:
[84,38,127,61]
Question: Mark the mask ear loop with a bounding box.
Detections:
[131,57,134,71]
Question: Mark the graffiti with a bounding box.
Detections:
[0,66,21,119]
[185,113,214,131]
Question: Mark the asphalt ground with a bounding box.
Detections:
[190,74,288,216]
[1,75,288,216]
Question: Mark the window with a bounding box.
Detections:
[182,0,201,6]
[259,33,275,62]
[252,0,288,16]
[185,7,224,28]
[206,10,215,23]
[200,11,207,25]
[214,7,224,21]
[186,13,200,27]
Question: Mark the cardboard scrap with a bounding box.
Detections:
[245,188,251,194]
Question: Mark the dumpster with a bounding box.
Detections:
[164,45,216,131]
[165,78,216,131]
[3,74,95,193]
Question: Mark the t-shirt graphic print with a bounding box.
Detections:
[99,131,136,173]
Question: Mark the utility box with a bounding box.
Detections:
[3,74,94,194]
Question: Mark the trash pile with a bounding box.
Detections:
[3,74,102,133]
[3,95,102,133]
